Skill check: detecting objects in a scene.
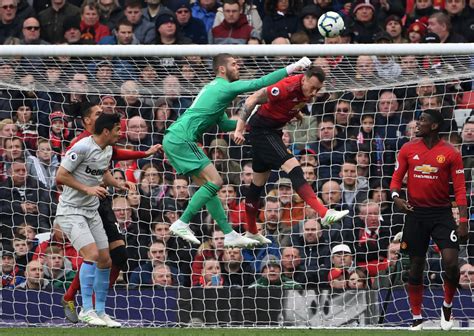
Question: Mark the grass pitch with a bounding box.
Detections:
[0,328,473,336]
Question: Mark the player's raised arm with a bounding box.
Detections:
[227,57,312,95]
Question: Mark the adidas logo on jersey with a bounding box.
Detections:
[413,155,420,160]
[85,166,105,176]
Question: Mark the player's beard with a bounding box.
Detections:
[226,66,239,82]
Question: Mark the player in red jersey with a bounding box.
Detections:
[234,66,349,244]
[390,109,468,331]
[61,102,161,322]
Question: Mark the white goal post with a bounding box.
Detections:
[0,44,472,328]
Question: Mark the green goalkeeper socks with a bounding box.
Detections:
[205,195,233,234]
[180,182,220,224]
[180,182,233,234]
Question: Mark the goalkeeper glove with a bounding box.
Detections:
[286,57,312,74]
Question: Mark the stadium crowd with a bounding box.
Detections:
[0,0,473,294]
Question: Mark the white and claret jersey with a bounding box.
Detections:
[58,136,113,211]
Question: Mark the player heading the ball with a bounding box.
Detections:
[233,65,349,243]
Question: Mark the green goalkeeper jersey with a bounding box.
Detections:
[166,68,288,142]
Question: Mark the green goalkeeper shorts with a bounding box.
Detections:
[163,133,211,176]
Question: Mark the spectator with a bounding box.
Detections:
[99,18,140,45]
[42,246,76,290]
[13,100,38,151]
[112,196,150,274]
[161,74,192,117]
[384,15,407,43]
[301,162,318,192]
[0,0,23,44]
[446,0,474,42]
[169,0,207,44]
[198,258,225,287]
[16,259,51,290]
[150,219,195,287]
[328,266,349,289]
[208,138,241,186]
[280,246,305,284]
[249,254,302,289]
[214,0,263,40]
[216,181,247,231]
[152,263,175,287]
[38,0,80,44]
[142,0,173,24]
[459,263,474,289]
[320,180,343,211]
[155,13,192,44]
[210,0,257,44]
[191,228,225,286]
[261,0,299,44]
[79,0,111,43]
[351,200,391,277]
[32,225,82,271]
[123,0,155,44]
[296,4,323,44]
[15,222,38,252]
[333,98,359,139]
[407,20,427,43]
[349,0,382,44]
[407,0,435,27]
[13,234,31,271]
[151,98,176,145]
[339,159,368,213]
[372,239,405,289]
[347,267,369,289]
[89,61,117,95]
[273,178,305,228]
[129,240,179,286]
[242,221,280,273]
[101,95,118,114]
[138,163,166,208]
[221,247,255,286]
[192,0,220,33]
[117,81,153,121]
[0,159,51,235]
[0,136,25,181]
[330,243,355,271]
[19,17,49,45]
[2,249,25,288]
[63,15,93,45]
[97,0,122,30]
[427,11,466,43]
[49,110,70,156]
[26,138,59,191]
[309,116,355,179]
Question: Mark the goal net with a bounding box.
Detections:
[0,44,473,328]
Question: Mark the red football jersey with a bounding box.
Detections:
[249,74,309,129]
[390,138,467,208]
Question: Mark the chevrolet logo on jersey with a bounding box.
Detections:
[414,165,438,174]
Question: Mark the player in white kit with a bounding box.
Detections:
[55,113,131,327]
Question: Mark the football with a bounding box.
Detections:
[317,11,345,38]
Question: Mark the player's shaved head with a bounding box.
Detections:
[212,53,233,75]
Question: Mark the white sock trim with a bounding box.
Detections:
[413,314,422,320]
[443,301,453,308]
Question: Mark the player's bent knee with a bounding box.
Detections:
[110,244,128,270]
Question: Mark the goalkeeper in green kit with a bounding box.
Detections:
[163,53,311,247]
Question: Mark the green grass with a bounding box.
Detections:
[0,328,473,336]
